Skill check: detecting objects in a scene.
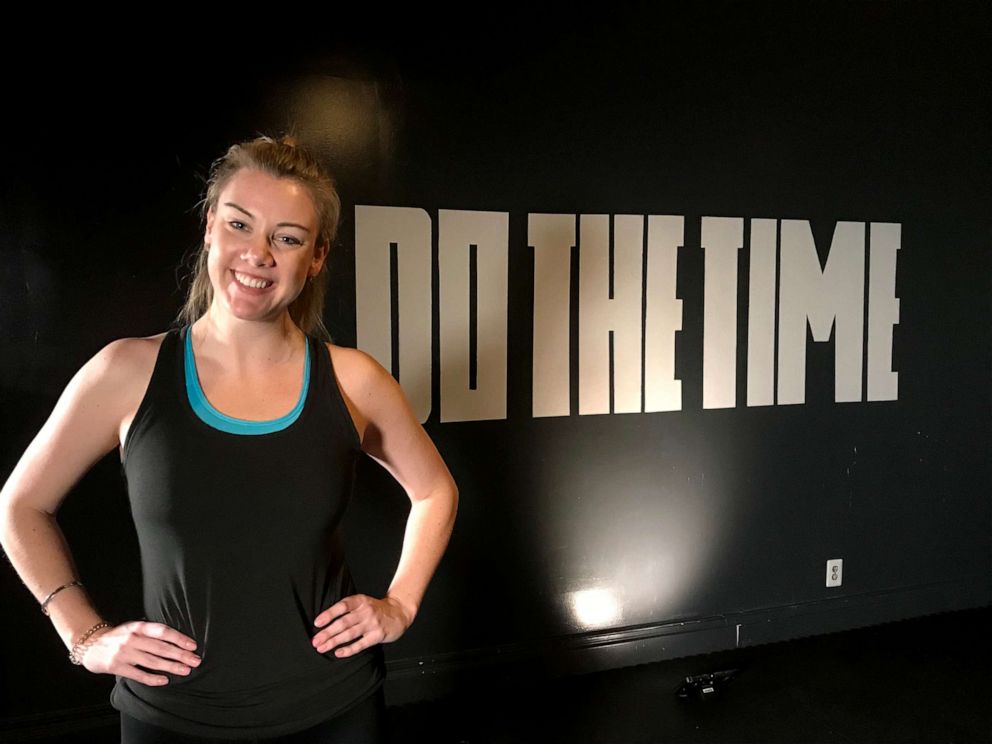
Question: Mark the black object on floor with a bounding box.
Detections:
[674,668,742,703]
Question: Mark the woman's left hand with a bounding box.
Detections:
[311,595,414,658]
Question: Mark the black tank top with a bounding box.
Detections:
[109,324,386,739]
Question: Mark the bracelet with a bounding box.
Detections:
[40,580,84,616]
[69,621,112,665]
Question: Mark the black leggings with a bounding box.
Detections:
[120,685,387,743]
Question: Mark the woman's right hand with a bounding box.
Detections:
[78,620,202,686]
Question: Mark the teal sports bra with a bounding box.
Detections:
[183,323,311,435]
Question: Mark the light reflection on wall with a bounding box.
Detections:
[531,433,738,633]
[280,74,396,174]
[568,586,622,628]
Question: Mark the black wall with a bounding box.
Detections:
[2,3,989,727]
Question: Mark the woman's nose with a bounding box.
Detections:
[241,233,275,265]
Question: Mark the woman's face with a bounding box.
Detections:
[204,168,326,323]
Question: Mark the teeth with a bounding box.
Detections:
[234,271,273,289]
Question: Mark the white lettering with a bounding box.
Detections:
[867,222,900,401]
[645,216,684,413]
[531,214,575,418]
[354,205,433,422]
[701,217,743,409]
[778,220,865,405]
[746,218,777,407]
[438,209,509,423]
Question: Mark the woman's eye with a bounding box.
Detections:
[229,221,247,231]
[278,236,304,246]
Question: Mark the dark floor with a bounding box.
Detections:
[387,606,990,744]
[9,606,990,743]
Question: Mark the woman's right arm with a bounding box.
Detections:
[0,338,201,684]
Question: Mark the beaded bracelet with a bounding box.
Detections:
[40,579,83,616]
[70,621,112,665]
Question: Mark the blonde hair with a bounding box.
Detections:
[174,134,342,341]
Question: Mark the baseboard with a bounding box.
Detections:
[382,574,991,705]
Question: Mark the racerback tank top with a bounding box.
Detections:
[109,324,386,739]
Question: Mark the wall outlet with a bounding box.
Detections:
[826,559,843,587]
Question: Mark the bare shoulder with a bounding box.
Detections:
[111,330,172,435]
[323,344,398,444]
[0,331,172,517]
[323,344,444,500]
[65,332,164,401]
[324,343,388,394]
[104,332,169,396]
[114,331,168,358]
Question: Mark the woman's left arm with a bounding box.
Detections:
[312,350,459,658]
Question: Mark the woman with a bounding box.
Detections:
[0,135,459,743]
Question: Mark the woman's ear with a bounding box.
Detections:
[312,240,330,272]
[204,207,215,244]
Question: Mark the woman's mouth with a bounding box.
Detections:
[231,270,275,292]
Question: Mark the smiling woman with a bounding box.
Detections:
[179,136,343,342]
[202,168,322,321]
[0,134,459,744]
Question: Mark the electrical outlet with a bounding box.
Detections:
[826,559,843,587]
